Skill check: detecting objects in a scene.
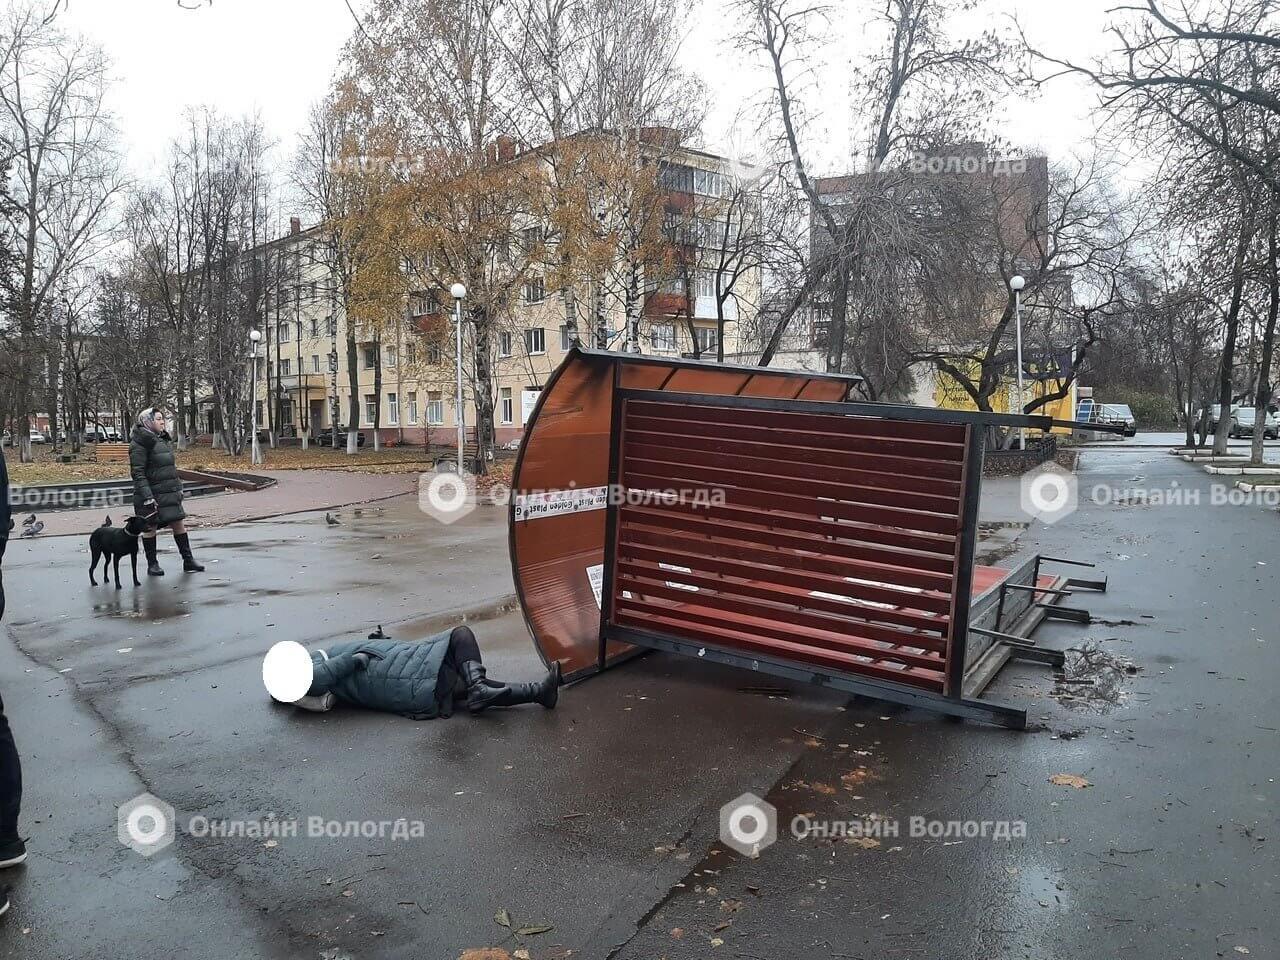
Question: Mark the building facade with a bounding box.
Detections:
[246,136,758,448]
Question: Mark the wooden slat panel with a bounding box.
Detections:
[626,415,966,478]
[610,395,970,696]
[625,450,961,515]
[629,398,968,446]
[620,519,953,593]
[625,430,963,496]
[616,557,950,634]
[616,572,948,652]
[614,604,946,691]
[625,470,961,536]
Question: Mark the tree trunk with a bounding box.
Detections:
[473,309,495,475]
[1213,217,1252,455]
[1251,212,1280,466]
[345,323,360,455]
[372,335,383,452]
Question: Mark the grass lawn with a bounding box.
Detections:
[5,444,515,486]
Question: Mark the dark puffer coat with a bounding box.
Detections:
[130,425,186,526]
[307,632,455,720]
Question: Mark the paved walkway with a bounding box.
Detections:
[20,469,421,537]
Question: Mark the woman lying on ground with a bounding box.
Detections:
[264,625,561,719]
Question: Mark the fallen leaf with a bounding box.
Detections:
[840,767,875,789]
[263,839,278,849]
[810,781,837,796]
[720,898,743,913]
[458,951,511,960]
[1234,948,1250,955]
[516,925,553,936]
[494,909,512,928]
[514,951,532,960]
[341,889,354,898]
[714,921,732,932]
[711,937,724,947]
[1048,773,1092,789]
[844,837,881,849]
[671,927,684,939]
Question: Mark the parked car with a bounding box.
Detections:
[1228,407,1279,439]
[28,429,47,444]
[1099,403,1137,437]
[1196,403,1239,433]
[314,430,366,448]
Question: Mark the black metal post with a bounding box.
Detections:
[946,424,986,698]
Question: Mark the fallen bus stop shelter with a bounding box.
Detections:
[508,347,1106,729]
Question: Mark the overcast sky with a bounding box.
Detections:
[57,0,1129,220]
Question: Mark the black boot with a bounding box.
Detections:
[143,537,164,577]
[175,533,204,572]
[462,661,561,713]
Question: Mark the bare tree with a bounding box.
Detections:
[0,4,122,461]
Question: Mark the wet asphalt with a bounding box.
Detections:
[0,449,1276,959]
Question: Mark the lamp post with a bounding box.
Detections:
[249,329,263,465]
[450,282,467,472]
[1009,275,1026,450]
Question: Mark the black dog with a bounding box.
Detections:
[89,515,148,588]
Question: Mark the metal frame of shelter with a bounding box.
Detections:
[508,347,1108,729]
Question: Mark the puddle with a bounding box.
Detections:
[1051,640,1140,711]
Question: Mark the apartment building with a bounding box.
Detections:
[247,133,758,448]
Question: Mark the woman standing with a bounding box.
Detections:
[129,408,203,576]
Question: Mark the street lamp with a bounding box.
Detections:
[450,282,467,472]
[249,329,263,465]
[1009,275,1026,450]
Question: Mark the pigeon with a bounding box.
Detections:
[21,521,44,538]
[325,513,340,526]
[102,515,113,527]
[367,624,388,640]
[21,514,36,526]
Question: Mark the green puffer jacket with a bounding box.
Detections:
[307,632,456,720]
[130,425,186,525]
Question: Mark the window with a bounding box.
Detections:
[406,342,416,366]
[327,315,337,336]
[365,394,378,424]
[426,339,442,364]
[559,325,572,351]
[696,326,717,353]
[363,345,378,369]
[696,270,716,299]
[311,354,320,373]
[279,358,292,377]
[310,318,319,338]
[500,387,513,424]
[427,392,444,424]
[407,391,418,423]
[308,280,317,300]
[410,291,439,315]
[388,392,399,425]
[525,327,546,354]
[385,346,397,368]
[520,225,541,253]
[649,323,676,352]
[524,276,545,304]
[499,331,513,357]
[277,322,290,343]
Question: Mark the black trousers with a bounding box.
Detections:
[0,558,20,841]
[435,626,483,716]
